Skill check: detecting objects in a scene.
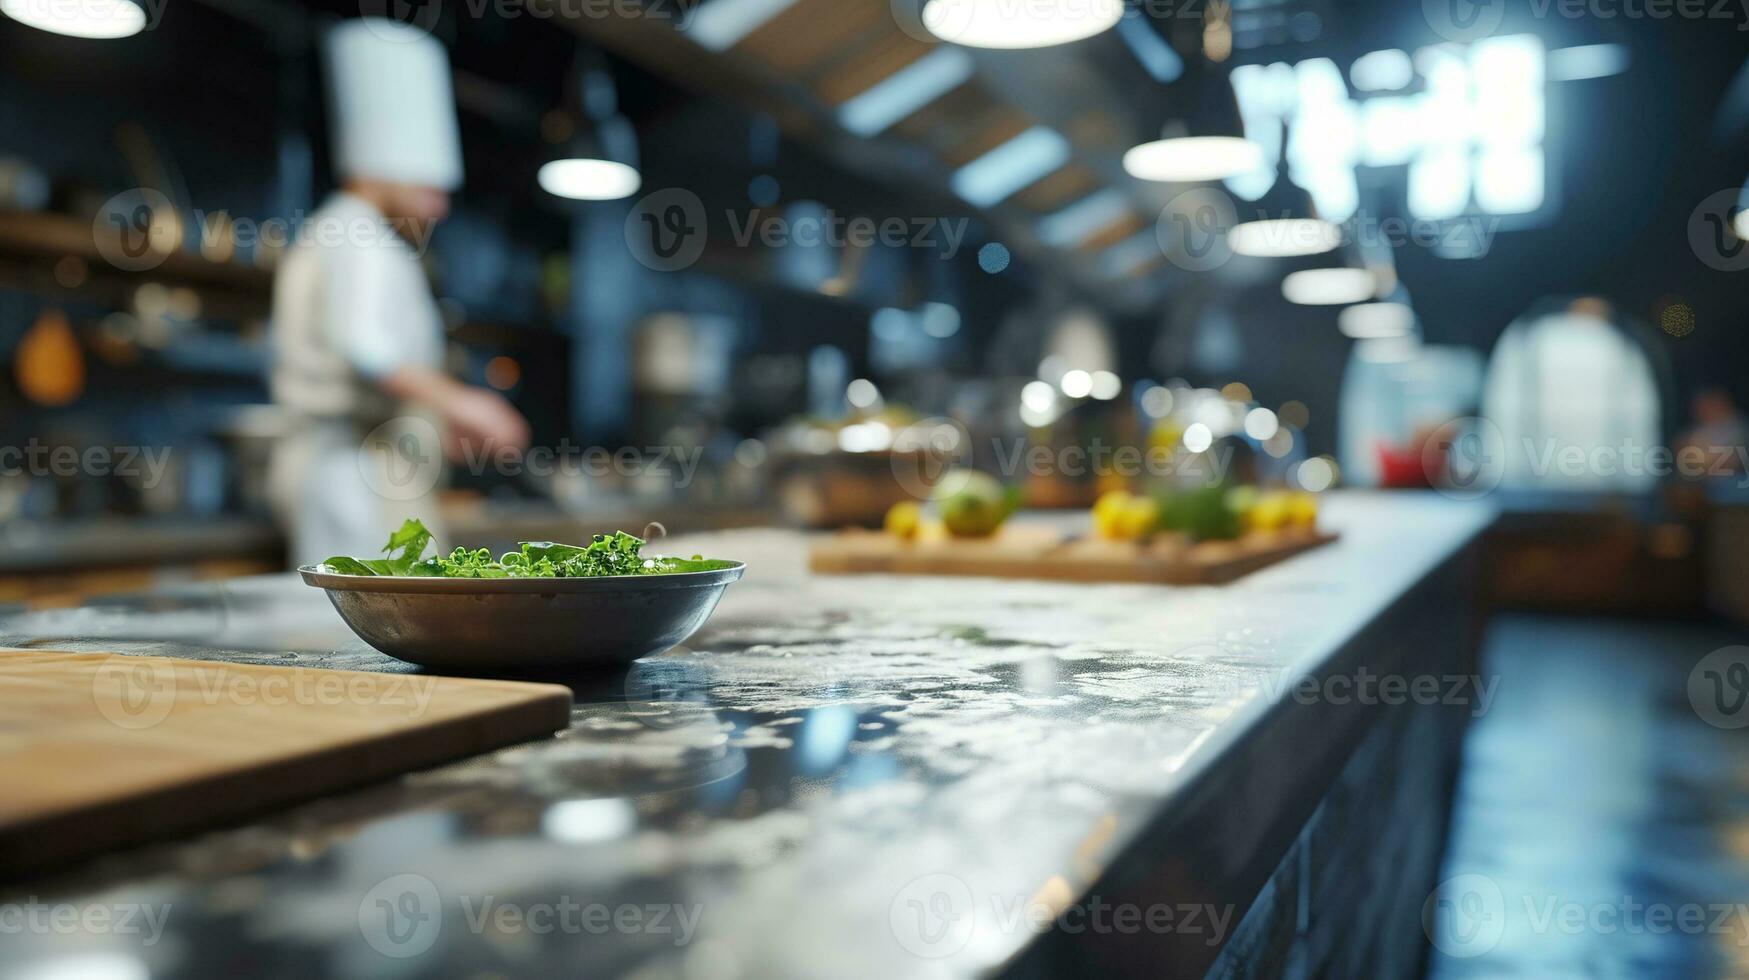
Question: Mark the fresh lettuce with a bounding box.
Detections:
[320,519,732,578]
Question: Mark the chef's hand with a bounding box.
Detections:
[379,367,531,464]
[440,384,531,463]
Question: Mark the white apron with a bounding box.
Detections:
[267,192,447,568]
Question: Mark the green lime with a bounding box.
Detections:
[933,469,1016,538]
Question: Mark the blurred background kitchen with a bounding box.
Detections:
[8,2,1749,977]
[1,0,1747,615]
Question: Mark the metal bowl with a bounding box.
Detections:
[299,562,745,670]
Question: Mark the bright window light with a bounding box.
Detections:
[1281,267,1376,305]
[1296,163,1359,224]
[538,159,642,200]
[1228,218,1340,258]
[837,48,974,137]
[1476,146,1544,214]
[1407,148,1469,220]
[1350,49,1412,91]
[1339,302,1414,338]
[921,0,1123,49]
[1358,98,1421,167]
[1228,38,1550,223]
[1473,34,1544,147]
[950,126,1072,208]
[1547,43,1629,81]
[1124,136,1266,183]
[686,0,800,51]
[1,0,143,37]
[1226,63,1292,201]
[1038,189,1131,246]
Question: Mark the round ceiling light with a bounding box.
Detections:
[920,0,1123,49]
[1123,136,1265,183]
[1281,267,1377,305]
[1228,218,1341,258]
[1,0,144,37]
[537,159,642,201]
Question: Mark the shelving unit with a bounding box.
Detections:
[0,210,273,297]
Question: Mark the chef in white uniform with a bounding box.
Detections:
[269,18,529,567]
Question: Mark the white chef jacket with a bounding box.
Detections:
[267,192,447,567]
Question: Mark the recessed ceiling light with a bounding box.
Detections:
[950,126,1071,208]
[837,48,975,137]
[686,0,801,51]
[921,0,1123,49]
[1037,189,1131,247]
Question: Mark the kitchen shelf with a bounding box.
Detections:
[0,210,272,295]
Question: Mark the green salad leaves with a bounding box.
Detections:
[320,519,731,578]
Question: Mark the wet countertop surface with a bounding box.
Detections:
[0,493,1492,980]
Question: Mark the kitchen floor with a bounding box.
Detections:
[1427,613,1749,978]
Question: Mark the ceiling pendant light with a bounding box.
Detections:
[1229,168,1340,258]
[1,0,144,37]
[1281,267,1377,305]
[919,0,1123,49]
[1125,135,1264,183]
[540,59,642,201]
[1124,65,1263,183]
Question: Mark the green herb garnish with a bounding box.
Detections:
[321,519,733,578]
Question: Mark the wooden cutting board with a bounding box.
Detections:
[0,650,572,876]
[809,525,1339,585]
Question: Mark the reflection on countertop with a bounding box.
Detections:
[0,493,1492,980]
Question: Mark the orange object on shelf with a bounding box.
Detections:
[15,309,85,406]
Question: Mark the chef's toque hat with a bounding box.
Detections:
[324,18,464,191]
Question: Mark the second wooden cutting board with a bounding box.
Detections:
[809,524,1338,584]
[0,649,573,876]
